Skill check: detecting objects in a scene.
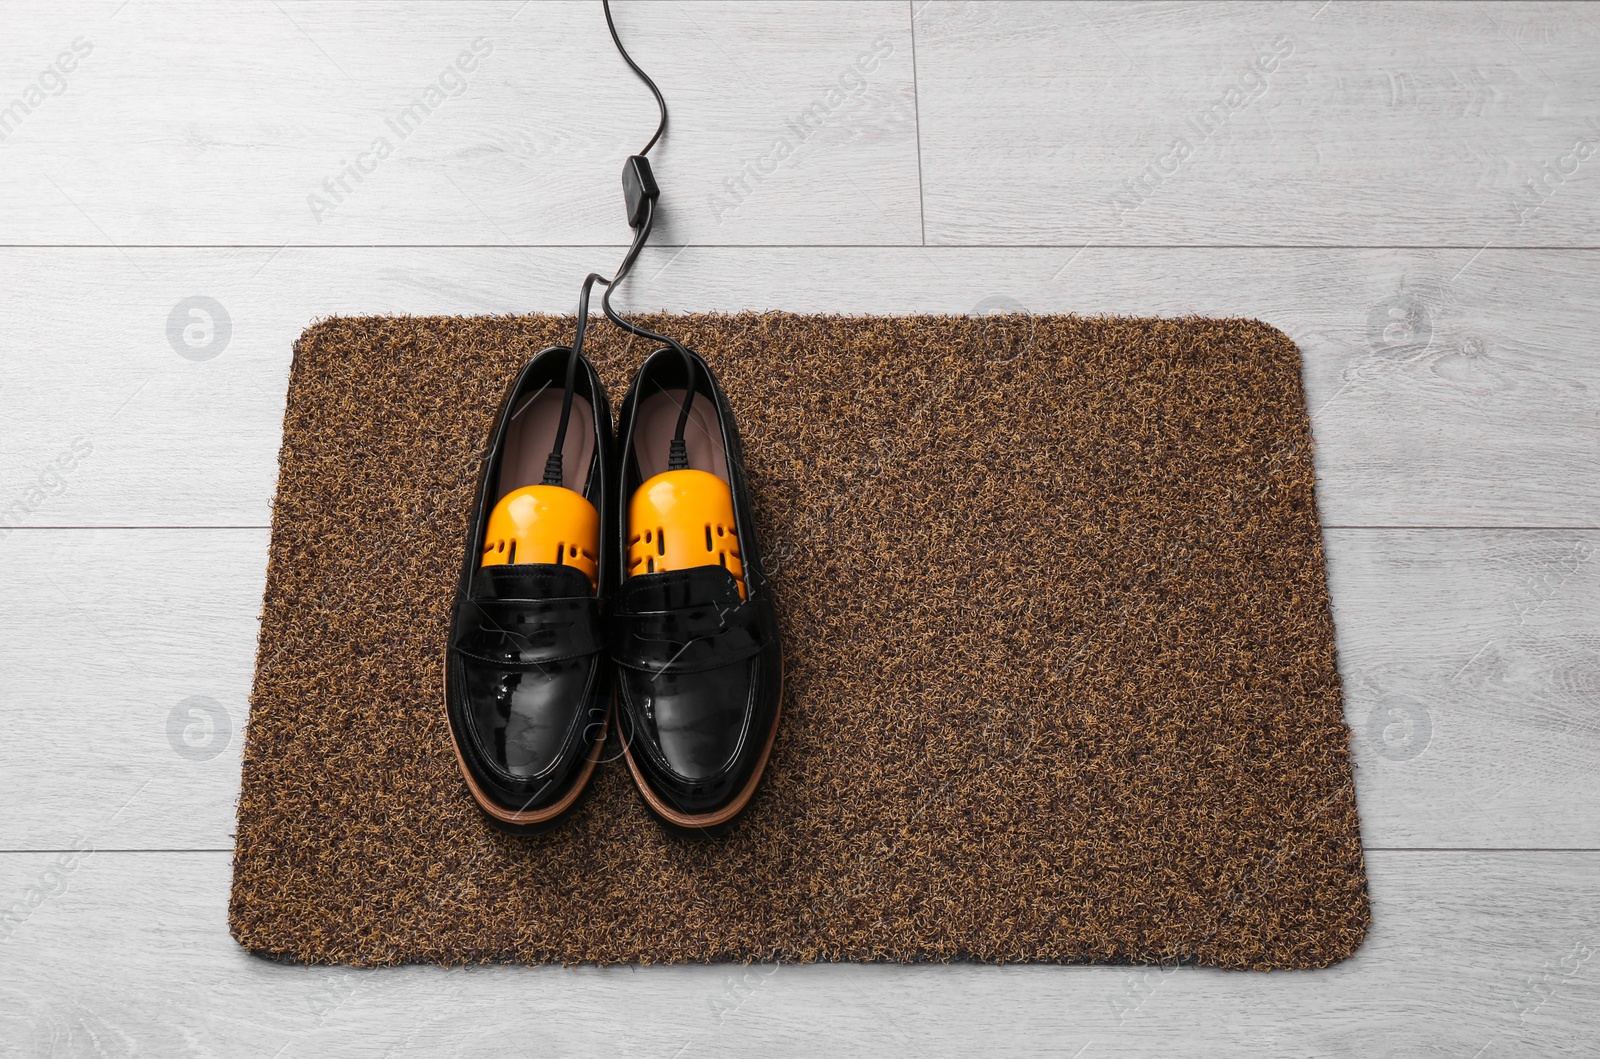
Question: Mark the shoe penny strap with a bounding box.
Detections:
[452,595,603,669]
[610,597,765,675]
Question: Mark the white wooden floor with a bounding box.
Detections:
[2,1,1598,1055]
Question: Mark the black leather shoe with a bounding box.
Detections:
[612,346,782,836]
[444,347,613,834]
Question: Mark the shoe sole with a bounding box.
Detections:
[441,652,607,834]
[620,662,783,835]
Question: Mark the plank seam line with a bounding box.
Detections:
[5,244,1600,251]
[907,0,927,246]
[3,847,1597,855]
[8,526,1597,533]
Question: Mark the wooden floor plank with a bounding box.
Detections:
[0,850,1594,1057]
[914,1,1600,246]
[0,530,263,853]
[1,246,1595,531]
[0,1,920,246]
[1323,529,1600,849]
[13,2,1599,250]
[1,527,1593,851]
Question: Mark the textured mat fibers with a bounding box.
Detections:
[230,313,1369,969]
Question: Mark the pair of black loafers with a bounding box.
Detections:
[444,345,782,837]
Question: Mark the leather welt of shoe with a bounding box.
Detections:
[626,468,745,598]
[483,483,600,588]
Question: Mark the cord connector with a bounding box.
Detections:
[667,437,689,471]
[622,154,659,229]
[541,450,565,487]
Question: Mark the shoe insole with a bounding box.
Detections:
[497,389,594,500]
[633,388,728,485]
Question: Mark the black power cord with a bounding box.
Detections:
[604,0,666,157]
[543,0,696,486]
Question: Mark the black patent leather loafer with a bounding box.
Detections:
[612,347,782,836]
[444,346,613,834]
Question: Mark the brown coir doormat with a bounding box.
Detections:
[230,313,1368,970]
